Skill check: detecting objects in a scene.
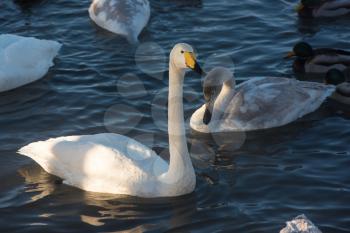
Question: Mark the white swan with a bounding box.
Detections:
[18,43,203,198]
[89,0,150,44]
[280,214,322,233]
[0,34,61,93]
[190,67,335,133]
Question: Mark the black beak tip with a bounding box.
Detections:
[203,107,212,125]
[194,63,203,76]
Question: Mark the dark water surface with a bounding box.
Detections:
[1,0,350,232]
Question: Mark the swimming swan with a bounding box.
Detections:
[89,0,150,44]
[18,43,203,198]
[0,34,61,93]
[280,214,321,233]
[190,67,335,133]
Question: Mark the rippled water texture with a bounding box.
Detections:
[0,0,350,232]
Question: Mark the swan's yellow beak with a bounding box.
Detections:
[184,52,203,75]
[184,52,196,69]
[295,3,304,12]
[284,51,296,59]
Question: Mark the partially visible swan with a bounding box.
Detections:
[285,42,350,74]
[18,43,203,198]
[190,67,335,133]
[296,0,350,18]
[280,214,322,233]
[89,0,150,44]
[0,34,61,93]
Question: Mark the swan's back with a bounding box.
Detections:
[0,34,61,92]
[280,214,321,233]
[89,0,150,43]
[222,77,335,131]
[18,133,168,196]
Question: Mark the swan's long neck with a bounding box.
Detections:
[211,80,235,123]
[164,62,195,184]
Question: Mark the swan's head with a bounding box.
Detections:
[285,42,313,59]
[170,43,203,75]
[203,67,234,125]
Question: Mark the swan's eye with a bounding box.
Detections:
[181,50,184,54]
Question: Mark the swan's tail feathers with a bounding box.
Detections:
[45,40,62,66]
[126,33,139,45]
[300,81,336,101]
[292,82,336,120]
[50,40,62,56]
[318,84,336,103]
[18,141,56,175]
[308,84,336,115]
[18,141,42,159]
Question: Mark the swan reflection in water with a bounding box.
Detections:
[18,163,197,231]
[18,164,57,202]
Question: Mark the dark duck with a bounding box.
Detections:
[285,42,350,74]
[325,68,350,105]
[296,0,350,18]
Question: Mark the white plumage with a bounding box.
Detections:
[190,68,336,133]
[89,0,150,44]
[0,34,61,93]
[280,214,322,233]
[18,134,169,196]
[18,43,199,198]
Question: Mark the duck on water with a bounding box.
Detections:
[285,42,350,74]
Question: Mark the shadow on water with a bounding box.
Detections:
[16,162,201,232]
[13,0,47,13]
[0,74,53,109]
[296,17,321,36]
[297,15,350,36]
[17,164,57,203]
[152,0,203,9]
[150,0,203,15]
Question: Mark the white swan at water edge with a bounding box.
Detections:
[190,67,336,133]
[89,0,150,44]
[18,43,203,198]
[0,34,61,93]
[280,214,322,233]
